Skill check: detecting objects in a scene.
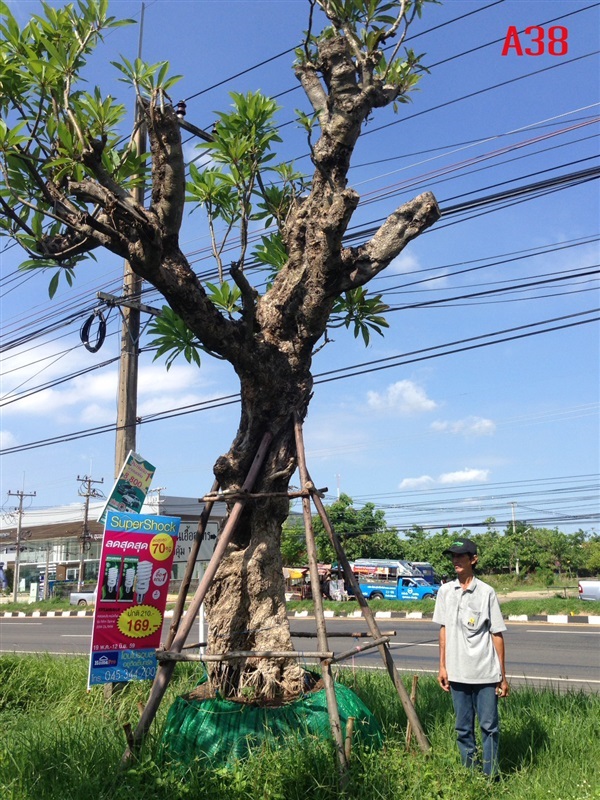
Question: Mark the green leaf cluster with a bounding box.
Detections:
[110,56,182,98]
[146,306,202,371]
[331,287,390,345]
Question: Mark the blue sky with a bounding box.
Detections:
[1,0,599,535]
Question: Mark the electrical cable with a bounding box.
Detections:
[1,309,597,455]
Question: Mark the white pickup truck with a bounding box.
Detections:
[69,588,97,606]
[578,580,600,602]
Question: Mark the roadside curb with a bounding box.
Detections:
[293,610,600,625]
[3,608,599,625]
[2,609,176,619]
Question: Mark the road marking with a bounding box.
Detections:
[525,629,600,635]
[330,664,600,685]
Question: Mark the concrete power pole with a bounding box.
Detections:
[77,475,104,588]
[510,501,519,575]
[7,488,36,603]
[114,105,146,476]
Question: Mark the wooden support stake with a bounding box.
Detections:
[156,650,333,663]
[291,630,397,639]
[201,487,327,501]
[294,416,348,784]
[327,636,390,665]
[405,675,419,748]
[344,717,355,763]
[124,432,273,761]
[165,478,219,650]
[303,449,431,754]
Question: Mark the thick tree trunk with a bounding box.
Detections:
[203,356,312,700]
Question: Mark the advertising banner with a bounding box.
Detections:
[97,451,156,524]
[88,511,180,687]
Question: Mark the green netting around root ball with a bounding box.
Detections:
[160,678,383,767]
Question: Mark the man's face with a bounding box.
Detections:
[451,552,476,577]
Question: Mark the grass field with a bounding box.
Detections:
[0,654,598,800]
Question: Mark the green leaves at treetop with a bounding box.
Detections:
[110,56,182,98]
[196,92,282,183]
[331,287,390,345]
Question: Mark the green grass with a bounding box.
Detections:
[0,655,598,800]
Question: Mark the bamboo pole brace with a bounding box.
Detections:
[405,675,419,748]
[157,650,334,663]
[344,716,355,763]
[201,487,327,501]
[327,636,390,665]
[302,453,431,754]
[166,477,219,650]
[294,415,348,783]
[125,431,273,759]
[291,630,397,639]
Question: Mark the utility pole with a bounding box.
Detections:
[7,489,36,603]
[77,475,104,588]
[510,501,519,575]
[114,103,146,475]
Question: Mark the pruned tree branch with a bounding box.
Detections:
[145,100,186,238]
[339,191,440,290]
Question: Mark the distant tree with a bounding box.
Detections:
[0,0,439,700]
[313,494,402,562]
[281,517,307,567]
[581,536,600,575]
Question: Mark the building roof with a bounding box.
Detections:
[0,496,227,547]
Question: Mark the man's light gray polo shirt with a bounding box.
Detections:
[433,576,506,684]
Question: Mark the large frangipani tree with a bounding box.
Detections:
[0,0,439,699]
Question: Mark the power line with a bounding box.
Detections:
[1,308,597,456]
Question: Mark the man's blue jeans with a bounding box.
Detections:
[450,682,500,776]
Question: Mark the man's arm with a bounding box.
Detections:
[492,631,510,698]
[438,625,450,692]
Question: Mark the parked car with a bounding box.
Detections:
[69,589,97,606]
[578,580,600,602]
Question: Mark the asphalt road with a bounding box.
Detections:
[1,615,598,693]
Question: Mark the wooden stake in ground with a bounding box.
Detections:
[294,418,348,783]
[405,675,419,748]
[165,478,219,650]
[293,414,431,754]
[123,432,273,760]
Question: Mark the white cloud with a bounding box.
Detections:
[367,380,438,415]
[431,416,496,436]
[1,352,215,428]
[0,430,18,450]
[399,467,490,490]
[399,475,435,490]
[388,251,420,274]
[439,468,490,485]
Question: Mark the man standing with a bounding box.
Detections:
[433,537,509,778]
